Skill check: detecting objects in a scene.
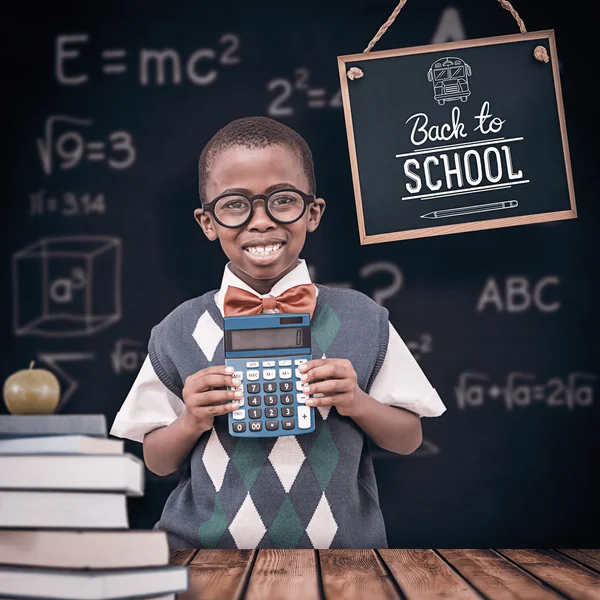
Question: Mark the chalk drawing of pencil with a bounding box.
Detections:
[420,200,519,219]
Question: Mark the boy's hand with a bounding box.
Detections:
[298,359,365,417]
[181,366,242,433]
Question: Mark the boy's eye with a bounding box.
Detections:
[272,196,294,205]
[222,200,248,211]
[270,194,302,209]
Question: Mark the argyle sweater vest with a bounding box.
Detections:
[148,284,390,549]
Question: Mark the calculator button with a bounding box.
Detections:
[294,359,307,365]
[248,408,262,419]
[280,394,294,405]
[295,369,302,379]
[281,406,295,418]
[279,381,293,392]
[262,361,276,367]
[279,368,292,380]
[232,422,246,433]
[232,409,245,420]
[247,383,261,394]
[298,406,312,429]
[232,384,244,393]
[296,381,304,391]
[282,420,295,430]
[248,396,261,406]
[297,394,308,404]
[263,369,276,380]
[264,382,277,393]
[278,360,292,366]
[249,421,263,432]
[266,420,279,431]
[246,361,259,369]
[247,370,260,381]
[264,407,278,419]
[233,371,244,381]
[264,395,277,405]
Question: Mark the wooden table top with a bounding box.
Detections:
[170,548,600,600]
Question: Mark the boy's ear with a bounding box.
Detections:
[307,197,326,233]
[194,208,218,241]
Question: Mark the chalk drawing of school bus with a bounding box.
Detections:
[427,57,472,105]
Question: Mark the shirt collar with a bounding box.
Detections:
[214,258,314,316]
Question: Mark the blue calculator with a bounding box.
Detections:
[224,313,314,437]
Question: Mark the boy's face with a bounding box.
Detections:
[195,144,325,286]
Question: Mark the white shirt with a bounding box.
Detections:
[110,259,446,442]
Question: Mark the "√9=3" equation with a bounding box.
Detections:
[36,115,136,176]
[455,371,597,411]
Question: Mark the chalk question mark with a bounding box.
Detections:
[359,261,403,307]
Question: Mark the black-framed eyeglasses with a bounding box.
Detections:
[202,188,316,228]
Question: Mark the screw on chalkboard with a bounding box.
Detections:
[346,0,549,80]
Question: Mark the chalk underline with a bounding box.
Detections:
[401,179,531,201]
[395,137,524,158]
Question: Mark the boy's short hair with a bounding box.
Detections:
[198,116,316,204]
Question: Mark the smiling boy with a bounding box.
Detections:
[110,116,446,549]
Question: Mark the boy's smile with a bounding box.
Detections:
[196,144,325,294]
[242,238,285,264]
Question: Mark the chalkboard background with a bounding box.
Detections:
[2,0,599,548]
[343,35,575,238]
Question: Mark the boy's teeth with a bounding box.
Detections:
[246,243,281,256]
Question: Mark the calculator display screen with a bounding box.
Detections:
[229,327,304,351]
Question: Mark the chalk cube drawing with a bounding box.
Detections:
[12,236,122,337]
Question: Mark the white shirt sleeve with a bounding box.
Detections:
[368,322,447,418]
[109,356,185,443]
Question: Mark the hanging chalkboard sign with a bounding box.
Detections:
[337,31,577,244]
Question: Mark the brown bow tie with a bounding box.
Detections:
[223,284,316,318]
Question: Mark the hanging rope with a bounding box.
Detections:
[347,0,549,80]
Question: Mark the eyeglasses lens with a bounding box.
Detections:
[267,191,304,223]
[214,196,251,227]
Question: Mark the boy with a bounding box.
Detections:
[110,116,446,549]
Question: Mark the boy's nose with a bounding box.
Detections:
[246,199,276,231]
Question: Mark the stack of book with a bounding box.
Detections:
[0,414,188,600]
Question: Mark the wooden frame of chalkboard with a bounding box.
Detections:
[337,30,577,244]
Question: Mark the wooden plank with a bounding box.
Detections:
[169,548,197,566]
[500,549,600,600]
[440,549,563,600]
[319,549,400,600]
[245,549,320,600]
[178,549,255,600]
[379,549,482,599]
[357,210,577,245]
[558,550,600,574]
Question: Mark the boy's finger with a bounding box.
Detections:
[299,364,343,384]
[302,379,346,396]
[305,395,336,407]
[298,358,346,373]
[298,359,327,372]
[188,388,243,406]
[186,365,235,384]
[202,400,241,418]
[186,373,240,392]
